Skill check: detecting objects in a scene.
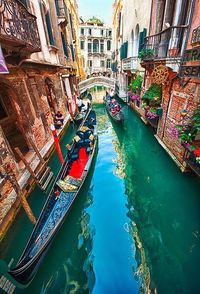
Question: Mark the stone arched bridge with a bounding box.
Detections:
[78,76,116,93]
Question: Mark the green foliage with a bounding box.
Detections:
[138,48,154,59]
[175,125,197,143]
[192,105,200,132]
[142,83,162,105]
[131,75,143,93]
[175,105,200,143]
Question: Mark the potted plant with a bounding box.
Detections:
[138,48,155,60]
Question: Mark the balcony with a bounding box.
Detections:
[0,0,41,54]
[184,149,200,177]
[122,57,138,71]
[56,2,68,25]
[142,25,188,71]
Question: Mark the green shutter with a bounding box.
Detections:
[138,32,144,53]
[120,42,128,60]
[124,41,128,58]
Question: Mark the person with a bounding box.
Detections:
[110,88,115,97]
[54,117,62,129]
[55,111,64,125]
[82,98,91,112]
[54,189,60,199]
[76,97,84,112]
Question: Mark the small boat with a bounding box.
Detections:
[8,109,98,285]
[104,96,124,124]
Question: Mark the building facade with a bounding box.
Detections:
[0,0,83,239]
[112,0,152,100]
[130,0,200,177]
[79,17,112,77]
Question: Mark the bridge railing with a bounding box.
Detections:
[78,77,116,93]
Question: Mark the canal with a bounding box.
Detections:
[1,103,200,293]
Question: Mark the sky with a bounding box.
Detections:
[77,0,114,26]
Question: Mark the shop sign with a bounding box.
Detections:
[183,46,200,62]
[0,46,9,74]
[191,26,200,45]
[180,66,200,78]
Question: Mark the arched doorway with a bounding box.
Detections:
[0,84,29,162]
[45,77,57,114]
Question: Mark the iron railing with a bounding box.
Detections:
[0,0,41,52]
[142,25,188,60]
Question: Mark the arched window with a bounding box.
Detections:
[93,39,99,53]
[107,40,111,51]
[133,24,139,56]
[128,30,134,57]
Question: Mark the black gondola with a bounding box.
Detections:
[74,109,87,123]
[104,96,124,124]
[8,109,98,285]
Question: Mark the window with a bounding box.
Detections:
[81,28,84,35]
[100,42,104,53]
[107,40,111,51]
[106,59,111,68]
[93,39,99,53]
[80,40,85,50]
[101,60,105,67]
[61,32,68,57]
[101,30,104,36]
[109,30,112,37]
[88,28,92,35]
[88,60,92,67]
[40,2,55,46]
[88,43,92,53]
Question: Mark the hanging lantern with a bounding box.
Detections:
[180,109,188,117]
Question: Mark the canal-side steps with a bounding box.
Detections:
[35,164,54,191]
[15,146,54,191]
[0,275,16,294]
[0,260,24,293]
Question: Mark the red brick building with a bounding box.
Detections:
[139,0,200,175]
[0,0,80,239]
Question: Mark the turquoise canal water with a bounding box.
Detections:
[1,104,200,293]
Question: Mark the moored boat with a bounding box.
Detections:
[104,96,124,124]
[8,109,98,285]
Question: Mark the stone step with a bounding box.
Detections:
[38,166,51,185]
[0,276,16,294]
[40,171,54,191]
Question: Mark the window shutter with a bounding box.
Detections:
[70,44,75,61]
[45,11,55,45]
[138,31,144,53]
[124,41,128,58]
[61,33,68,57]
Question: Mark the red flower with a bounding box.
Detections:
[193,147,200,157]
